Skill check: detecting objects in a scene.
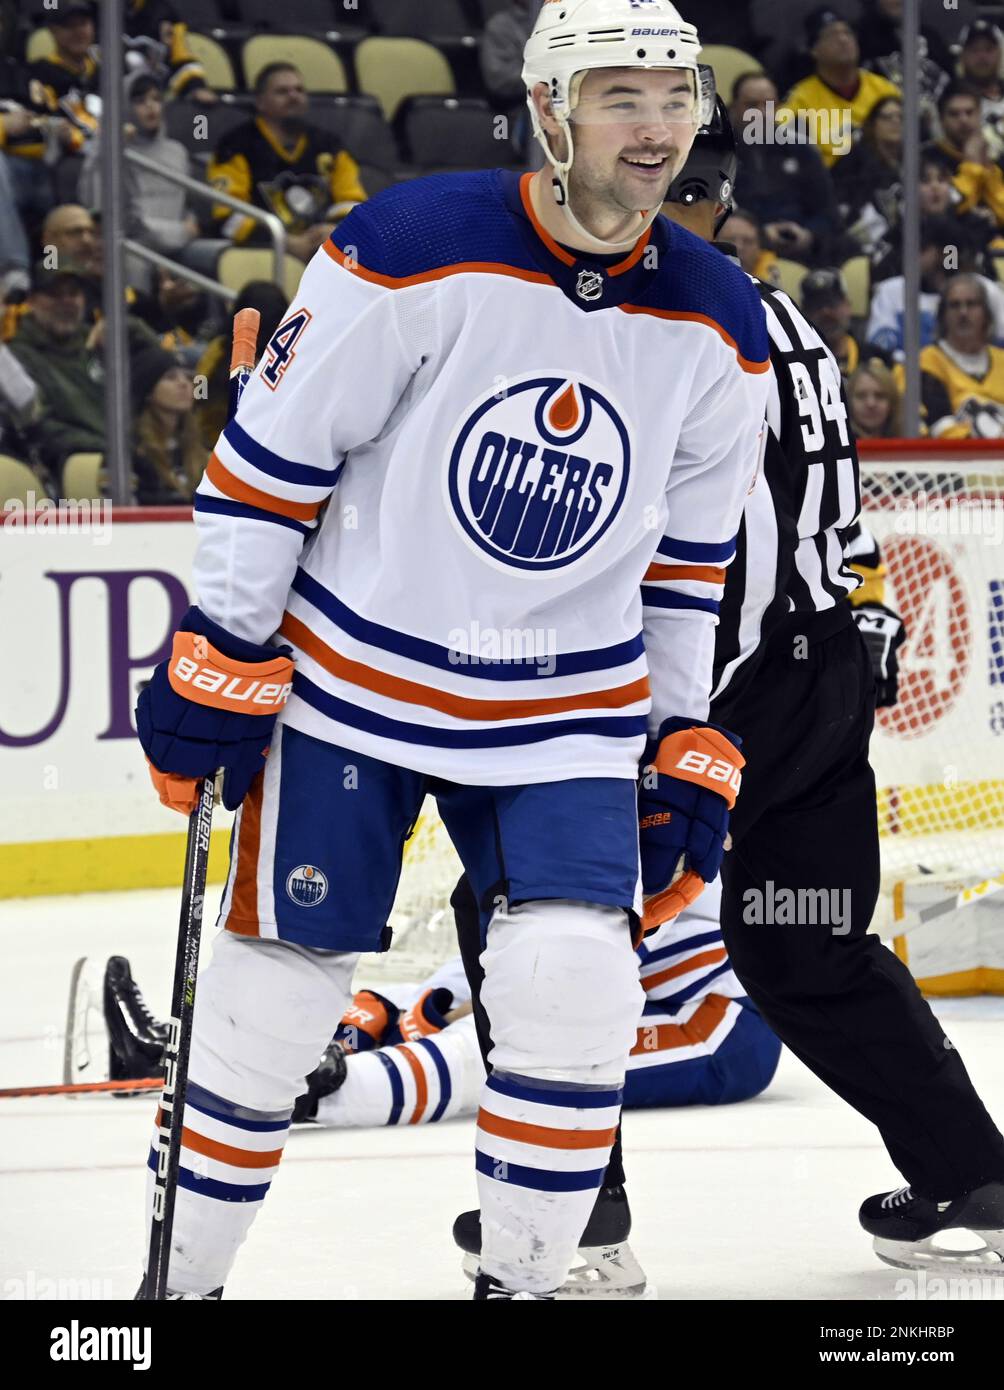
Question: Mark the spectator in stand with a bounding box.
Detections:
[957,19,1004,164]
[924,83,1004,231]
[729,70,841,266]
[857,0,951,132]
[918,273,1004,439]
[833,95,902,265]
[208,63,366,263]
[480,0,538,162]
[194,280,288,451]
[125,0,216,105]
[7,260,104,485]
[80,72,222,290]
[132,266,213,366]
[27,1,100,196]
[782,7,900,169]
[846,358,903,439]
[0,140,31,298]
[720,209,779,286]
[131,345,207,505]
[865,215,1004,359]
[870,154,995,285]
[800,267,863,377]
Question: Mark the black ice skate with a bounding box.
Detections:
[103,956,169,1083]
[455,1185,652,1299]
[135,1278,223,1300]
[860,1182,1004,1272]
[292,1039,349,1123]
[472,1273,555,1300]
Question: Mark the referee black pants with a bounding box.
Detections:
[714,610,1004,1200]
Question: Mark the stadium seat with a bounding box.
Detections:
[773,257,810,304]
[0,454,42,507]
[400,97,512,169]
[307,95,400,172]
[164,99,251,158]
[217,247,304,302]
[700,46,763,106]
[355,37,456,121]
[62,453,104,500]
[185,32,237,92]
[242,35,348,94]
[168,0,225,26]
[369,0,476,41]
[234,1,368,36]
[25,28,54,63]
[841,255,871,320]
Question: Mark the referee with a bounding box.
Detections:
[452,100,1004,1287]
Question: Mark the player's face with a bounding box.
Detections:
[567,68,700,216]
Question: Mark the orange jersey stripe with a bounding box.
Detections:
[323,238,552,290]
[395,1044,429,1124]
[279,611,650,721]
[641,946,728,992]
[179,1124,284,1170]
[227,775,264,937]
[630,993,731,1055]
[206,453,322,523]
[477,1109,618,1151]
[516,171,654,275]
[618,302,771,375]
[643,563,727,584]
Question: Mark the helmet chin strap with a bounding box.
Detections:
[541,113,667,255]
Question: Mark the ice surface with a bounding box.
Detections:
[2,889,1003,1301]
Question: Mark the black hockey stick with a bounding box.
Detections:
[143,307,262,1300]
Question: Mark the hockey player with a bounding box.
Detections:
[133,0,770,1299]
[453,97,1004,1289]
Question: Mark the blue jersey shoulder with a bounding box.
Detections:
[648,220,770,366]
[329,170,533,280]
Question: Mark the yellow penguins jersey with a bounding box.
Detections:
[781,69,901,167]
[920,341,1004,437]
[5,55,100,161]
[126,0,207,101]
[192,170,770,786]
[207,118,366,242]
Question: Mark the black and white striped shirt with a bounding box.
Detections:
[711,278,861,702]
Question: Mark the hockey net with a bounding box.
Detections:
[362,441,1004,979]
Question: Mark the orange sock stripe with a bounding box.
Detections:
[206,452,322,522]
[227,776,264,937]
[279,612,650,720]
[631,993,732,1055]
[641,946,728,992]
[476,1109,618,1151]
[179,1124,285,1169]
[396,1044,428,1124]
[643,563,727,584]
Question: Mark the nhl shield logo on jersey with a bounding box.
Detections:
[286,864,328,908]
[446,375,631,571]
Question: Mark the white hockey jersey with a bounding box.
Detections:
[193,169,770,785]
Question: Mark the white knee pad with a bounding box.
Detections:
[480,899,643,1085]
[189,930,356,1112]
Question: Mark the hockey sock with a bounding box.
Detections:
[476,1070,623,1295]
[314,1014,484,1128]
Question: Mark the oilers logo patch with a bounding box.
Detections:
[286,864,328,908]
[446,375,631,571]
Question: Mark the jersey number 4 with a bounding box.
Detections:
[261,309,313,390]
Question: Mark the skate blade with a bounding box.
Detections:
[874,1229,1004,1273]
[62,957,106,1086]
[462,1243,656,1301]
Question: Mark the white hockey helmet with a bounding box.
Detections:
[522,0,715,249]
